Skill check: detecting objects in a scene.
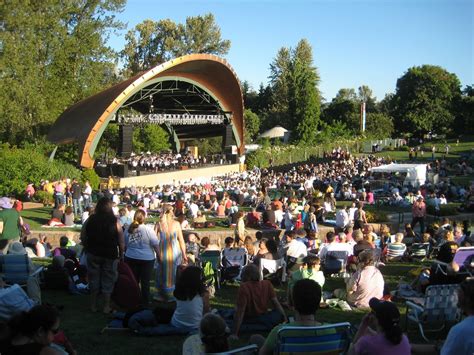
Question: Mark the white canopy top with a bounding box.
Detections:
[259,125,288,139]
[370,163,427,187]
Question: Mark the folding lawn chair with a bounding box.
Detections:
[276,322,351,354]
[406,284,461,341]
[0,254,43,287]
[221,247,247,282]
[200,250,222,289]
[209,344,259,354]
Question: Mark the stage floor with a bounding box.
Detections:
[117,163,242,187]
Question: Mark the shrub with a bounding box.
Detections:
[34,190,54,206]
[0,144,81,197]
[81,169,100,190]
[366,210,388,223]
[427,204,459,216]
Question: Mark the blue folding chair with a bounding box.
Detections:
[276,322,351,354]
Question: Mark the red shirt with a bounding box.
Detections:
[236,280,276,317]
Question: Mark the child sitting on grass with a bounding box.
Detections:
[287,255,325,306]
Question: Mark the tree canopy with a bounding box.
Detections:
[392,65,461,137]
[121,13,230,75]
[0,0,125,145]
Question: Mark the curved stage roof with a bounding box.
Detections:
[47,54,244,168]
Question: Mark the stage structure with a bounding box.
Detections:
[47,54,244,169]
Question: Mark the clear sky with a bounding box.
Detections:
[107,0,473,102]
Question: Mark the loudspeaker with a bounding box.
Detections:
[95,165,108,178]
[119,125,133,158]
[111,164,128,177]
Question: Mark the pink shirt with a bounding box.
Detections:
[355,334,411,355]
[412,201,426,218]
[347,266,384,308]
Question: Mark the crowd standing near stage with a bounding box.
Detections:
[0,148,474,354]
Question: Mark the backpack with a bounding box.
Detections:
[202,261,216,298]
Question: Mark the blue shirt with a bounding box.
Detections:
[441,316,474,355]
[125,224,159,261]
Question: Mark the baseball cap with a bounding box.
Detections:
[369,298,400,327]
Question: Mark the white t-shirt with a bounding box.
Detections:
[171,295,203,329]
[286,240,308,259]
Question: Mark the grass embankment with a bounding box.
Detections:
[37,261,434,355]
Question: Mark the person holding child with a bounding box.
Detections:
[287,255,325,306]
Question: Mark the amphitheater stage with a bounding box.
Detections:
[117,163,242,188]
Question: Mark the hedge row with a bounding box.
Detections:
[0,144,99,197]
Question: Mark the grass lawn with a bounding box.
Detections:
[34,260,441,355]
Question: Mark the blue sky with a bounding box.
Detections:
[108,0,473,102]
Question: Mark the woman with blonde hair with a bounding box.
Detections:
[154,204,188,301]
[125,209,160,306]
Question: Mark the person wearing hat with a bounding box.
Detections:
[0,197,23,254]
[348,298,410,355]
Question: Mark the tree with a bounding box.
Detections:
[121,13,230,75]
[241,81,259,112]
[358,85,378,113]
[244,109,260,143]
[454,85,474,135]
[268,39,321,143]
[133,124,170,153]
[0,0,125,144]
[365,113,394,139]
[321,88,358,131]
[392,65,461,137]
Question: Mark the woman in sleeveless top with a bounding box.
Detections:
[354,202,367,230]
[154,204,188,300]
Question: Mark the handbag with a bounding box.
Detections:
[0,284,35,321]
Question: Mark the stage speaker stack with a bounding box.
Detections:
[112,164,128,178]
[119,125,133,158]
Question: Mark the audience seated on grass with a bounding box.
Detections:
[334,249,384,308]
[127,266,209,335]
[219,264,287,337]
[385,233,407,261]
[258,279,327,354]
[287,255,325,306]
[348,298,410,355]
[0,304,76,355]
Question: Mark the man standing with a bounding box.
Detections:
[71,178,83,217]
[411,196,426,234]
[335,206,349,232]
[0,197,22,254]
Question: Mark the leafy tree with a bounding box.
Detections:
[454,85,474,135]
[365,113,394,139]
[268,47,292,128]
[392,65,461,137]
[121,13,230,75]
[133,124,170,153]
[0,0,125,144]
[358,85,378,113]
[321,88,359,131]
[243,109,260,143]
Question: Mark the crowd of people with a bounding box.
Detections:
[0,148,473,354]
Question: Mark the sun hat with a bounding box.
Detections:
[8,242,27,255]
[0,197,12,209]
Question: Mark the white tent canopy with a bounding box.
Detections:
[370,163,427,187]
[259,125,290,142]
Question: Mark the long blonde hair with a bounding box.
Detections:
[160,204,175,232]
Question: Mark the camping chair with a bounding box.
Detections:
[221,247,248,282]
[453,246,474,275]
[209,344,259,354]
[200,250,222,289]
[276,322,351,354]
[323,250,349,276]
[409,243,431,260]
[0,254,43,286]
[406,284,461,341]
[259,258,287,284]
